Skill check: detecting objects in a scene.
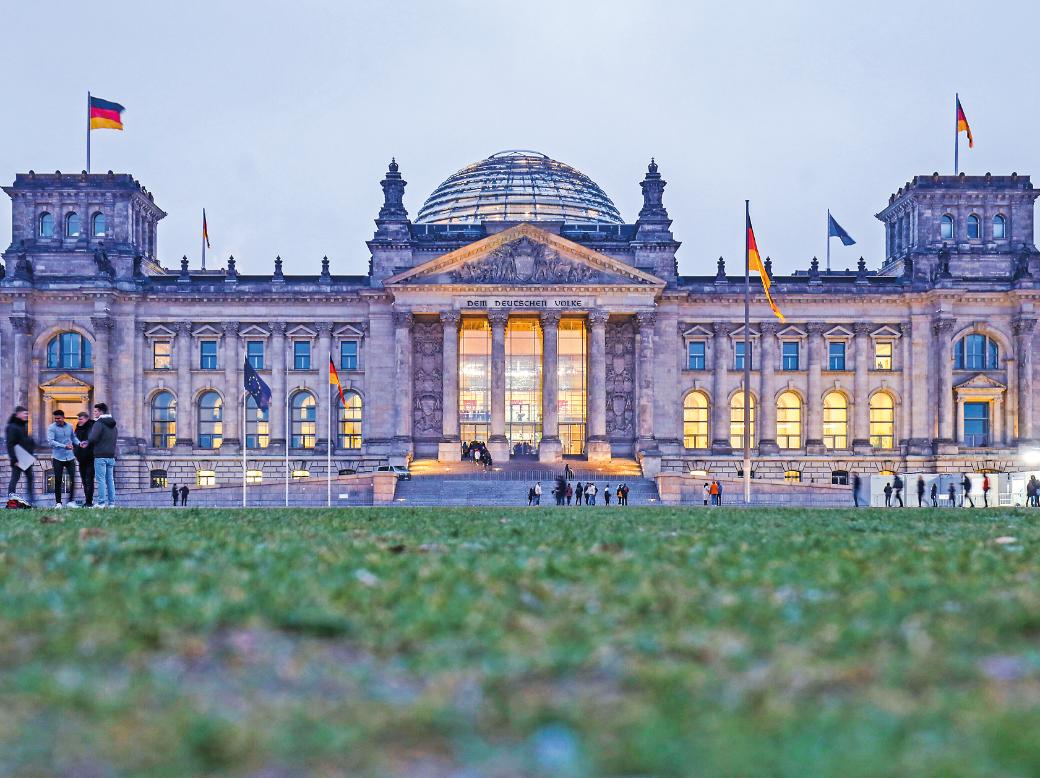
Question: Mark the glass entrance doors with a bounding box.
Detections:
[459,318,491,445]
[558,319,587,455]
[506,318,542,457]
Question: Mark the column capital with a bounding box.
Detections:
[271,321,287,336]
[439,310,461,326]
[539,310,561,328]
[9,315,33,334]
[588,309,610,327]
[711,320,730,336]
[487,309,509,326]
[853,322,874,337]
[806,321,828,335]
[931,317,955,336]
[222,320,240,337]
[635,311,656,331]
[175,320,193,336]
[315,321,334,336]
[392,311,414,329]
[1012,317,1036,336]
[759,321,780,337]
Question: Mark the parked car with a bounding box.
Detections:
[376,464,411,481]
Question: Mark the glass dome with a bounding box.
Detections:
[415,150,623,225]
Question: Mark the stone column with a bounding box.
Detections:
[538,311,563,462]
[391,312,414,457]
[131,322,148,447]
[9,315,33,408]
[90,314,113,409]
[635,311,659,457]
[908,314,934,453]
[933,318,955,447]
[852,322,873,451]
[175,321,194,449]
[710,321,731,452]
[487,309,510,462]
[269,322,287,450]
[1014,316,1036,443]
[222,321,241,448]
[805,322,826,451]
[437,311,461,463]
[758,322,779,453]
[316,321,334,452]
[586,309,611,462]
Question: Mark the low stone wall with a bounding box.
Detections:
[656,474,853,507]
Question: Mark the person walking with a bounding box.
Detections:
[574,481,584,507]
[883,482,893,507]
[534,481,542,506]
[172,483,179,506]
[947,481,957,506]
[604,484,611,505]
[716,481,723,506]
[564,463,574,481]
[587,482,597,506]
[916,476,925,508]
[47,410,77,508]
[709,480,719,506]
[527,485,536,506]
[702,482,710,506]
[620,483,630,506]
[616,484,623,505]
[892,474,904,507]
[6,405,36,506]
[1028,475,1040,507]
[73,411,95,508]
[852,473,862,507]
[930,482,938,507]
[179,484,190,506]
[961,474,975,508]
[85,403,117,508]
[982,474,991,508]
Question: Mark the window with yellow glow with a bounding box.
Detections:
[869,392,895,449]
[822,391,848,449]
[245,470,263,485]
[290,391,316,449]
[729,391,756,449]
[506,318,542,455]
[338,391,363,449]
[459,318,491,443]
[776,391,802,449]
[874,341,893,370]
[246,395,270,449]
[558,319,587,455]
[784,470,801,483]
[196,470,216,487]
[683,391,709,449]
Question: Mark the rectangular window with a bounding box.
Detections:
[199,340,218,370]
[734,342,753,370]
[874,341,893,370]
[781,341,800,371]
[245,470,263,485]
[152,341,171,370]
[828,341,846,371]
[247,340,265,370]
[963,401,990,446]
[687,341,706,370]
[196,470,216,487]
[293,340,311,370]
[340,340,359,371]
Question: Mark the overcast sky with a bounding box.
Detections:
[3,0,1038,276]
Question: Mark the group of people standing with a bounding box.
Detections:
[545,477,630,506]
[461,441,493,471]
[5,403,118,508]
[700,480,725,506]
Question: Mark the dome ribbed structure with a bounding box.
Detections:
[415,150,623,225]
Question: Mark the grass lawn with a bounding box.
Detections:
[2,507,1040,777]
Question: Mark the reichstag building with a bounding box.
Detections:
[1,150,1037,490]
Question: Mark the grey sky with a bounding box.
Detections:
[3,0,1038,276]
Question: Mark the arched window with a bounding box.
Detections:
[729,391,756,449]
[338,391,362,449]
[39,212,55,237]
[993,214,1006,239]
[91,212,106,237]
[776,391,802,449]
[65,212,80,237]
[682,391,709,449]
[150,391,176,448]
[822,391,848,449]
[291,390,317,448]
[940,214,954,240]
[967,214,980,239]
[246,395,270,449]
[197,391,223,449]
[46,332,93,369]
[869,392,895,449]
[954,334,999,370]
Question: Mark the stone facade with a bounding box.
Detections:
[2,156,1039,495]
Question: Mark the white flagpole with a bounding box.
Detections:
[201,209,207,271]
[826,209,831,273]
[327,374,332,508]
[86,92,91,174]
[285,339,290,507]
[743,200,752,506]
[242,388,247,508]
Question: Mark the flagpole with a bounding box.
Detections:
[201,209,207,271]
[743,200,752,505]
[242,388,247,508]
[327,371,332,508]
[285,339,290,508]
[86,92,91,174]
[954,93,960,176]
[826,210,831,272]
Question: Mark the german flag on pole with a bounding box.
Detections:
[329,355,346,406]
[89,96,125,131]
[956,96,973,148]
[747,210,784,321]
[203,209,211,249]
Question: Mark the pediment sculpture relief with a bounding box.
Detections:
[449,237,598,284]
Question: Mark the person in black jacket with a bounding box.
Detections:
[6,405,36,505]
[73,411,95,508]
[84,403,117,507]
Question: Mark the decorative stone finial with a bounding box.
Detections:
[856,256,868,283]
[320,255,331,281]
[648,157,658,174]
[763,256,773,280]
[226,255,237,278]
[378,157,408,221]
[637,156,668,223]
[273,255,284,280]
[715,256,727,283]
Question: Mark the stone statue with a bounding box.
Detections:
[1013,246,1033,280]
[937,246,952,278]
[132,254,144,278]
[450,237,596,284]
[93,242,115,277]
[715,256,726,282]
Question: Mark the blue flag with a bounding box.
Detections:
[243,357,272,410]
[827,212,856,246]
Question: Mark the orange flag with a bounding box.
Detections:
[956,96,974,148]
[329,355,346,406]
[747,211,783,321]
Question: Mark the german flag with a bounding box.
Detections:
[956,97,973,148]
[89,96,125,131]
[330,355,346,406]
[747,210,783,321]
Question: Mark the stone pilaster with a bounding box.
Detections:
[932,318,955,450]
[391,312,414,457]
[635,312,659,465]
[316,321,334,451]
[852,321,873,452]
[710,321,731,453]
[1013,317,1036,443]
[9,315,33,409]
[90,314,114,410]
[907,314,934,454]
[586,309,611,462]
[437,311,461,462]
[487,309,510,463]
[805,322,826,452]
[222,321,241,448]
[538,311,563,462]
[175,321,194,449]
[269,322,287,449]
[130,321,149,448]
[757,321,779,453]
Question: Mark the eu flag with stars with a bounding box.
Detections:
[827,212,856,246]
[243,357,272,410]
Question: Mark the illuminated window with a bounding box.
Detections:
[150,469,168,488]
[558,319,587,455]
[687,341,706,370]
[92,212,106,237]
[245,470,263,485]
[729,391,756,449]
[291,390,317,448]
[967,214,980,239]
[993,214,1006,239]
[776,391,802,449]
[683,391,709,449]
[197,391,223,449]
[338,391,362,449]
[152,340,171,370]
[291,469,310,480]
[869,392,895,449]
[47,332,93,369]
[506,318,543,454]
[196,470,216,487]
[39,212,55,237]
[874,341,893,370]
[151,391,176,448]
[65,212,80,237]
[822,391,848,449]
[784,470,801,483]
[246,395,270,449]
[954,334,999,370]
[459,318,491,443]
[940,214,954,240]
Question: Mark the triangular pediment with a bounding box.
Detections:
[191,324,222,338]
[40,373,91,390]
[825,325,854,339]
[239,324,270,338]
[385,224,665,288]
[954,373,1007,391]
[145,324,177,339]
[681,324,713,340]
[871,325,902,340]
[729,324,760,339]
[778,324,807,339]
